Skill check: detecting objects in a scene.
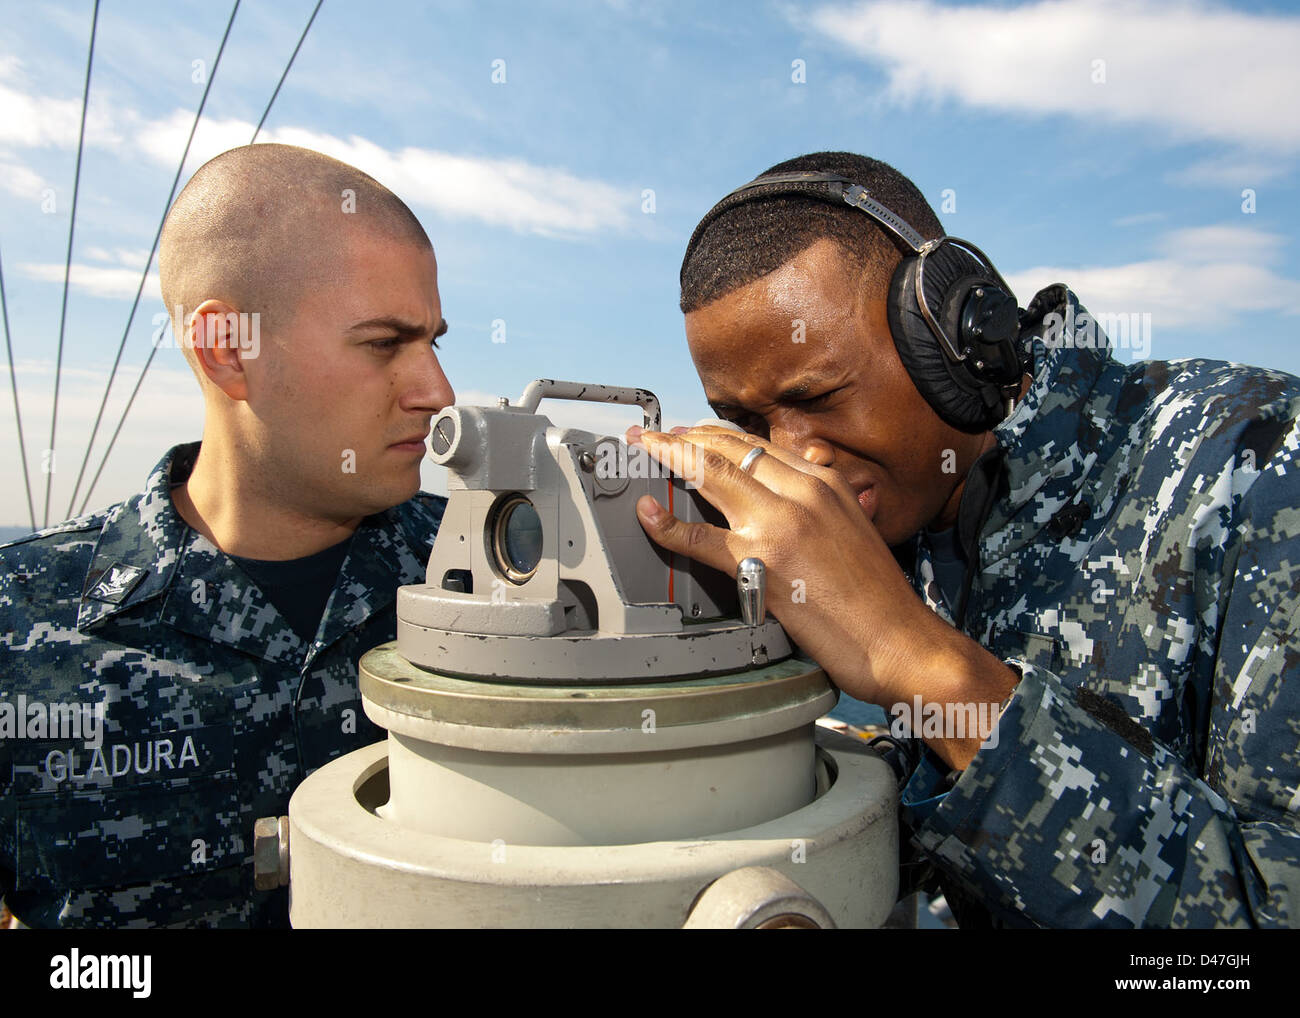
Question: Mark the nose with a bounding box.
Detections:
[799,438,835,467]
[768,415,835,468]
[400,344,455,415]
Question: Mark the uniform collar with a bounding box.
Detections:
[78,442,436,668]
[77,442,200,630]
[305,501,432,667]
[974,285,1120,564]
[993,284,1116,510]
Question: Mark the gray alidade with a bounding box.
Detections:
[275,381,899,928]
[398,378,790,681]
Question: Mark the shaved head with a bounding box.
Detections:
[160,143,431,363]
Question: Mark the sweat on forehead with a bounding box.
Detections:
[159,143,430,337]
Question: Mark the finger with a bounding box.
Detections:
[635,495,737,574]
[667,428,846,503]
[637,431,783,523]
[626,423,690,445]
[685,425,836,474]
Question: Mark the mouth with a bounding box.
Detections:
[855,484,878,519]
[389,432,430,454]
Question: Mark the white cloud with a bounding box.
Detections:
[1167,155,1289,188]
[17,261,161,301]
[132,109,256,169]
[134,117,636,238]
[1156,225,1283,265]
[0,81,122,149]
[1005,224,1300,330]
[802,0,1300,153]
[82,246,153,269]
[0,65,636,241]
[0,157,47,199]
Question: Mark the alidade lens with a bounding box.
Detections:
[491,495,542,583]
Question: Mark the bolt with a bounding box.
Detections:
[253,816,290,890]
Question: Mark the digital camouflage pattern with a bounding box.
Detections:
[902,285,1300,928]
[0,442,445,927]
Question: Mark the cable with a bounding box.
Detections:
[251,0,323,144]
[65,0,241,519]
[0,242,37,531]
[43,0,99,528]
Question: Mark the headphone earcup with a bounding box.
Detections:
[887,245,1010,433]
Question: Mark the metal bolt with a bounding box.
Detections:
[579,451,596,472]
[253,816,290,890]
[756,914,821,929]
[682,866,837,929]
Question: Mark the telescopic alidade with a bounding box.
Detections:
[265,381,899,928]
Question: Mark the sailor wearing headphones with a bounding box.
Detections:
[627,152,1300,929]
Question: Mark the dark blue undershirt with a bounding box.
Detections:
[229,535,354,645]
[923,525,966,615]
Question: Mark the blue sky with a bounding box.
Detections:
[1,0,1298,529]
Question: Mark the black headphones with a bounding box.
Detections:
[681,171,1028,433]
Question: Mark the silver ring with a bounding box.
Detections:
[739,446,765,474]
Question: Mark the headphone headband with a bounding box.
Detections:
[683,170,1013,366]
[681,167,1027,430]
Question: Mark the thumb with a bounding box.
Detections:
[635,495,731,573]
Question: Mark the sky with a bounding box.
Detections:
[1,0,1298,531]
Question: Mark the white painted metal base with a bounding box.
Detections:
[287,732,899,929]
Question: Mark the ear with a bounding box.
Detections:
[187,299,253,402]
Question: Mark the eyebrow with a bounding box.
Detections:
[348,316,449,338]
[709,378,824,414]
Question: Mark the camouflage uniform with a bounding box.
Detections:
[901,285,1300,928]
[0,442,444,927]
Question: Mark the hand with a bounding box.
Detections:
[626,424,1018,769]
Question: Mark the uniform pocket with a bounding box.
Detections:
[11,724,244,892]
[996,628,1063,674]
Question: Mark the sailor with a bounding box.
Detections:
[630,151,1300,927]
[0,143,454,927]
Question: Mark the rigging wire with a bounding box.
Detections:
[252,0,323,144]
[65,0,241,519]
[0,243,37,532]
[43,0,99,528]
[78,0,325,516]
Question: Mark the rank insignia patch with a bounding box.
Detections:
[86,563,147,604]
